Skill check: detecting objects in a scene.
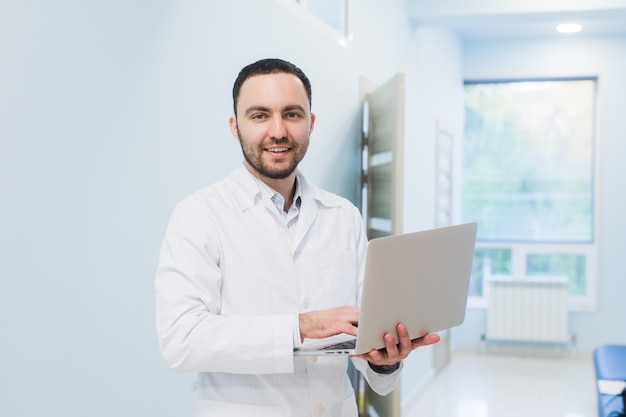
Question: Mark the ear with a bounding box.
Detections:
[309,113,316,133]
[229,115,239,139]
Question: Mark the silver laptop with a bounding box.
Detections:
[293,222,477,356]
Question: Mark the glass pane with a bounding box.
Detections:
[463,79,595,243]
[527,253,586,295]
[303,0,347,34]
[469,247,511,296]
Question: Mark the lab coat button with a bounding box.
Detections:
[316,404,325,415]
[310,355,318,362]
[301,298,310,309]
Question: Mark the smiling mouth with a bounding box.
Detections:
[267,147,290,153]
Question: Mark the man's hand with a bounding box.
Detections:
[299,306,360,341]
[354,323,440,367]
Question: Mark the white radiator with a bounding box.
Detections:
[486,277,570,343]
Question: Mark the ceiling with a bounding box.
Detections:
[408,6,626,39]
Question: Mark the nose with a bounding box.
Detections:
[269,114,287,140]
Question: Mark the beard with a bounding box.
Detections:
[237,132,309,180]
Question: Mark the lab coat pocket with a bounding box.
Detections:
[193,398,285,417]
[296,250,358,309]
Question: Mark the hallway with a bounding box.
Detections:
[403,348,597,417]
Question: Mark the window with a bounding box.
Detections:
[462,78,598,310]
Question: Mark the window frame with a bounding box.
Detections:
[459,77,600,312]
[293,0,351,39]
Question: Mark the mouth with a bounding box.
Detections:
[265,147,290,156]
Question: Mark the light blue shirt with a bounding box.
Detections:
[252,174,302,241]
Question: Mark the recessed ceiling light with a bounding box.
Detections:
[556,23,582,33]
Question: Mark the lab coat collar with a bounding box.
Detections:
[227,163,343,212]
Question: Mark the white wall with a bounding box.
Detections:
[0,1,414,416]
[457,34,626,350]
[403,27,464,233]
[401,26,465,405]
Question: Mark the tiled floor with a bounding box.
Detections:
[403,347,598,417]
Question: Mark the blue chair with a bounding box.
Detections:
[594,344,626,417]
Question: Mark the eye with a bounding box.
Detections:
[285,111,303,119]
[251,113,268,121]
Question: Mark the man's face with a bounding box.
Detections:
[229,73,315,181]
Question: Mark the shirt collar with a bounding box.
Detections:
[226,163,342,211]
[255,173,302,212]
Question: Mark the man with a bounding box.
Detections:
[155,58,439,417]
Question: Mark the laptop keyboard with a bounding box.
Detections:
[321,339,357,350]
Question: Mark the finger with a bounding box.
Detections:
[343,322,359,336]
[396,324,412,354]
[384,332,397,349]
[341,306,360,322]
[411,333,440,349]
[355,347,384,363]
[383,333,400,361]
[340,306,360,335]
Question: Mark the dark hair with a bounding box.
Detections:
[232,58,312,115]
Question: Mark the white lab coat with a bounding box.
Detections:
[155,164,401,417]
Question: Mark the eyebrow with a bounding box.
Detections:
[283,105,307,113]
[244,106,270,116]
[244,104,307,116]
